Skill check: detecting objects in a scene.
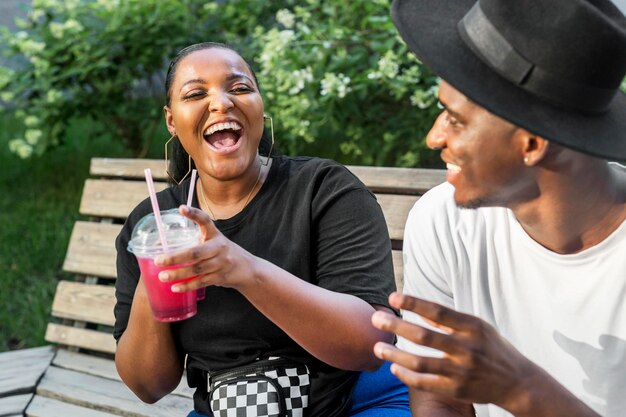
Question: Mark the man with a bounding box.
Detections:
[371,1,626,416]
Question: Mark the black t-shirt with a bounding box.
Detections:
[114,156,396,416]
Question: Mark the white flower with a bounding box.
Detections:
[9,139,34,159]
[64,19,84,32]
[29,9,45,21]
[19,39,46,57]
[50,19,84,39]
[24,116,40,127]
[0,68,14,89]
[278,30,295,44]
[46,89,63,104]
[96,0,119,11]
[410,85,438,109]
[276,9,295,29]
[320,73,352,98]
[1,92,15,102]
[288,67,313,95]
[49,22,64,39]
[377,51,400,79]
[25,129,43,145]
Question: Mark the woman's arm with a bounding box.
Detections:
[240,257,394,371]
[157,205,394,371]
[115,279,184,403]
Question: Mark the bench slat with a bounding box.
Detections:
[78,179,418,240]
[63,222,405,287]
[45,324,116,354]
[347,165,445,195]
[0,394,33,416]
[27,395,120,417]
[51,282,115,326]
[90,158,446,196]
[392,250,403,292]
[0,346,55,397]
[63,221,121,278]
[79,179,167,218]
[376,194,418,241]
[36,367,191,417]
[52,349,194,398]
[90,158,165,180]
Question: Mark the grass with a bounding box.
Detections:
[0,114,136,352]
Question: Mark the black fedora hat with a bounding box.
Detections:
[391,0,626,161]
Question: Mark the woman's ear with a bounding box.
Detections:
[518,129,550,166]
[164,106,176,136]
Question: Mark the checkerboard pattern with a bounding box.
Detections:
[210,363,310,417]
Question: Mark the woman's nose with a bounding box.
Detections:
[425,113,447,150]
[209,91,234,113]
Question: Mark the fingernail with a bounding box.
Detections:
[372,312,391,328]
[159,272,169,281]
[171,285,181,293]
[154,256,164,266]
[374,344,388,358]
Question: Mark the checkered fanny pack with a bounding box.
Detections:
[207,357,310,417]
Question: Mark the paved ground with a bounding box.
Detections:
[0,0,31,70]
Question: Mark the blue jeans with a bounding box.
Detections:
[186,361,409,416]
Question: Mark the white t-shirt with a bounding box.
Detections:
[398,172,626,417]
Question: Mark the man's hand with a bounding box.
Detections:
[371,292,540,413]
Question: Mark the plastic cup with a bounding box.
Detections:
[127,209,201,322]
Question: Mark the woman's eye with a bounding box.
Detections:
[230,85,252,94]
[183,91,205,100]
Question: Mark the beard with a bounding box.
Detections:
[456,199,489,210]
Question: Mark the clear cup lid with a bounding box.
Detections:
[127,208,200,256]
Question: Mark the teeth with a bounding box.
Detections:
[204,121,242,136]
[447,163,461,173]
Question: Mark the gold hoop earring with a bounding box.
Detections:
[263,114,275,165]
[165,134,191,185]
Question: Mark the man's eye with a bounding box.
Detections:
[444,112,460,127]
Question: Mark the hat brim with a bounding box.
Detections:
[392,0,626,161]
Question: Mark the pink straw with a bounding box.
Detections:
[186,169,197,207]
[144,168,169,250]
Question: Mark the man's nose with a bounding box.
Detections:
[209,91,234,113]
[425,113,447,150]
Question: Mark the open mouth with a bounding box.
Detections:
[203,121,243,151]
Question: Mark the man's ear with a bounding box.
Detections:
[518,129,550,166]
[164,106,176,136]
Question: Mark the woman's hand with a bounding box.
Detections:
[154,205,258,292]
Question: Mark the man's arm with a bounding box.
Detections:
[372,293,601,417]
[410,390,474,417]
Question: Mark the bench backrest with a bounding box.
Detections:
[45,158,445,356]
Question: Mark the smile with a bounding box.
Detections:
[203,121,243,153]
[446,163,461,174]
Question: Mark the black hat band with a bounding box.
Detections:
[457,2,617,113]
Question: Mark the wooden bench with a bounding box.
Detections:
[0,157,445,417]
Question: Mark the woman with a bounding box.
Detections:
[114,42,408,416]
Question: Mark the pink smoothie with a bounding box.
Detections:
[137,258,198,322]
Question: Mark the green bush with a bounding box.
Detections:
[257,1,441,167]
[0,0,441,167]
